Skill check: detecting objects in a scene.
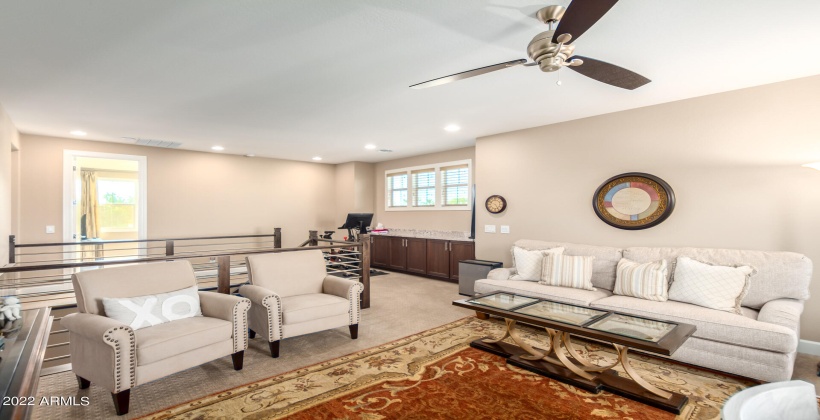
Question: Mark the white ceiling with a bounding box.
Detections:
[1,0,820,164]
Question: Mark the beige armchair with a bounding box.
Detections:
[61,260,250,416]
[239,249,364,358]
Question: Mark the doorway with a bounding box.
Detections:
[63,151,147,258]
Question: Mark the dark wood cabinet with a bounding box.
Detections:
[426,239,450,279]
[449,241,476,281]
[372,236,391,267]
[388,237,407,270]
[405,238,427,274]
[370,236,474,282]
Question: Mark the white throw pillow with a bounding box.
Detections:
[613,258,669,302]
[668,256,756,314]
[510,246,564,281]
[102,286,203,330]
[539,253,595,291]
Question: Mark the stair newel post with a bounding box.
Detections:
[360,233,371,309]
[308,230,318,247]
[217,255,231,294]
[165,240,174,259]
[8,235,15,264]
[273,227,282,249]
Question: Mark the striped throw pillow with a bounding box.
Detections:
[539,254,595,290]
[613,258,669,302]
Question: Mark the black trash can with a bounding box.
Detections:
[458,259,503,296]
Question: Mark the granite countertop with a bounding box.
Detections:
[370,228,474,242]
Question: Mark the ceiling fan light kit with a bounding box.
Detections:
[410,0,650,91]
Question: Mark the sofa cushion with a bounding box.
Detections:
[613,258,669,302]
[514,240,622,291]
[669,257,755,314]
[474,279,612,307]
[281,293,349,325]
[511,246,564,280]
[103,285,202,330]
[135,316,232,365]
[540,254,595,290]
[624,247,811,309]
[590,295,797,353]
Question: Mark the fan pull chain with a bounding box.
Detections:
[556,71,562,86]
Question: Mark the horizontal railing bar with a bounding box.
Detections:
[16,246,161,256]
[44,355,71,363]
[13,233,279,248]
[0,243,361,273]
[315,238,357,244]
[51,329,68,334]
[174,240,272,248]
[47,342,69,349]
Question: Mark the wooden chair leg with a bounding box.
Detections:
[232,351,244,370]
[269,340,280,358]
[349,324,359,339]
[248,329,256,339]
[111,389,130,416]
[475,311,490,320]
[76,375,90,390]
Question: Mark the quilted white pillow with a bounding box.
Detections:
[510,246,564,281]
[613,258,669,302]
[539,253,596,291]
[102,286,203,330]
[668,257,756,314]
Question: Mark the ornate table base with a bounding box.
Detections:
[471,318,688,414]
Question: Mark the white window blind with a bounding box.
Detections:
[387,173,408,207]
[411,169,436,207]
[441,164,469,206]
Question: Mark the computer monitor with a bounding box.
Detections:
[338,213,374,233]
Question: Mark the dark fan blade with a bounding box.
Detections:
[567,56,650,90]
[410,59,527,89]
[552,0,618,44]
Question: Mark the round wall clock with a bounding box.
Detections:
[592,173,675,230]
[485,195,507,214]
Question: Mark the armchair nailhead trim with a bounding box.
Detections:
[233,298,251,352]
[348,283,364,325]
[262,294,282,341]
[103,326,136,393]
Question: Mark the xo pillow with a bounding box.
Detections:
[613,258,669,302]
[102,286,202,330]
[539,253,596,291]
[510,246,564,280]
[668,256,756,314]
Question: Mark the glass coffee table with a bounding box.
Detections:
[454,292,696,414]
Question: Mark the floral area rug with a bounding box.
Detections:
[141,317,754,419]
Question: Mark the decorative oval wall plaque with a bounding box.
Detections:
[592,173,675,230]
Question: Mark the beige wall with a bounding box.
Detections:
[373,147,475,232]
[475,75,820,340]
[0,104,20,266]
[18,135,338,248]
[334,162,375,238]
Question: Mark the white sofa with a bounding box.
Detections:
[475,240,813,382]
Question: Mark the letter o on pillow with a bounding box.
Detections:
[162,295,200,321]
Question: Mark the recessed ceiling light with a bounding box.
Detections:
[444,124,461,132]
[803,162,820,171]
[365,144,377,150]
[312,156,322,161]
[70,130,87,136]
[245,154,255,157]
[211,146,224,151]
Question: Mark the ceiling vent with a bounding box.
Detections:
[123,137,182,148]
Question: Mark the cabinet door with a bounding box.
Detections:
[426,239,450,279]
[388,237,407,270]
[449,241,476,280]
[371,236,391,268]
[405,238,427,274]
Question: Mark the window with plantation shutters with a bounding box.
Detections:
[411,169,436,206]
[441,164,469,207]
[385,159,471,211]
[387,173,408,207]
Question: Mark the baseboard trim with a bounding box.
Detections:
[798,339,820,356]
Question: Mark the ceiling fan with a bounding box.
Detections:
[410,0,650,90]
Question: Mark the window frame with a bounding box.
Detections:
[384,159,472,212]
